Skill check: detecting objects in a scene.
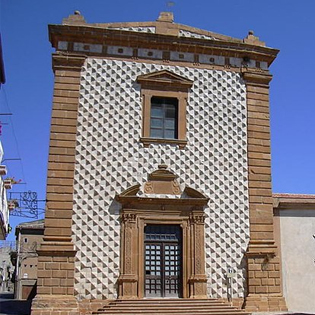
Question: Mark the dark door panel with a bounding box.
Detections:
[144,225,182,298]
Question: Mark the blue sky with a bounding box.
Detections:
[0,0,314,240]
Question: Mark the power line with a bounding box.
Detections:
[1,86,27,189]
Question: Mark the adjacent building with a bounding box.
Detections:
[13,219,44,299]
[0,142,10,240]
[0,241,15,292]
[273,193,315,313]
[32,11,291,315]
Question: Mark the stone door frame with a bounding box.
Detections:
[117,185,209,299]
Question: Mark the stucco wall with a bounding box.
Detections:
[279,209,315,313]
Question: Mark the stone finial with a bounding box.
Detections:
[155,12,178,35]
[158,164,168,170]
[243,30,265,47]
[157,11,174,23]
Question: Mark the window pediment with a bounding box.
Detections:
[137,70,193,89]
[138,70,191,148]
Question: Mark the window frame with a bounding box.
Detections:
[137,70,192,149]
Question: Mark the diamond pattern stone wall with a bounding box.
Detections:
[72,58,249,300]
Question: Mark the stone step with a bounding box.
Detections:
[101,305,233,310]
[92,299,251,315]
[99,306,239,311]
[111,299,226,304]
[112,298,224,304]
[94,311,249,315]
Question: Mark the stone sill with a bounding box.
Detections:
[140,137,187,149]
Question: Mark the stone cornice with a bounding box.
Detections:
[242,69,273,87]
[49,24,279,66]
[117,182,209,207]
[273,193,315,209]
[246,239,277,256]
[116,195,209,207]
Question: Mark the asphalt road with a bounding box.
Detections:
[0,292,31,315]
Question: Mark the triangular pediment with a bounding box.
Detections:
[62,12,267,48]
[137,70,193,87]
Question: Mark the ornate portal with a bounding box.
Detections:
[116,166,209,299]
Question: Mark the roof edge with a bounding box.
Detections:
[273,193,315,209]
[60,11,272,49]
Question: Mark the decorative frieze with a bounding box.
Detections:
[56,41,268,71]
[73,42,102,53]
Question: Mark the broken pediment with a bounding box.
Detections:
[116,165,209,201]
[137,70,193,88]
[144,164,181,195]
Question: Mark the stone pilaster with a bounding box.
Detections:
[188,211,207,299]
[118,213,138,299]
[31,55,85,315]
[243,70,287,312]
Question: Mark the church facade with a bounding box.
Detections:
[32,12,287,314]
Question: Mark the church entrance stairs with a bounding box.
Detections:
[92,298,251,315]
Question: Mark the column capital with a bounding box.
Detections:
[121,213,137,223]
[242,70,273,87]
[246,239,277,257]
[189,213,205,224]
[52,53,86,72]
[38,236,76,257]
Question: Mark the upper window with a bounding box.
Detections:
[137,70,193,149]
[150,97,178,139]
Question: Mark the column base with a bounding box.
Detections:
[244,294,287,312]
[118,274,138,299]
[32,295,79,315]
[188,275,207,299]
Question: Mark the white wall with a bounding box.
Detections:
[0,141,9,239]
[279,209,315,313]
[72,58,250,299]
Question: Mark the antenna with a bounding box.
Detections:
[167,1,175,9]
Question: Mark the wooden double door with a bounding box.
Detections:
[144,225,182,298]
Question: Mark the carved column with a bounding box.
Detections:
[243,70,287,312]
[188,211,207,299]
[118,213,138,299]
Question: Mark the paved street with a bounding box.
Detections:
[0,292,31,315]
